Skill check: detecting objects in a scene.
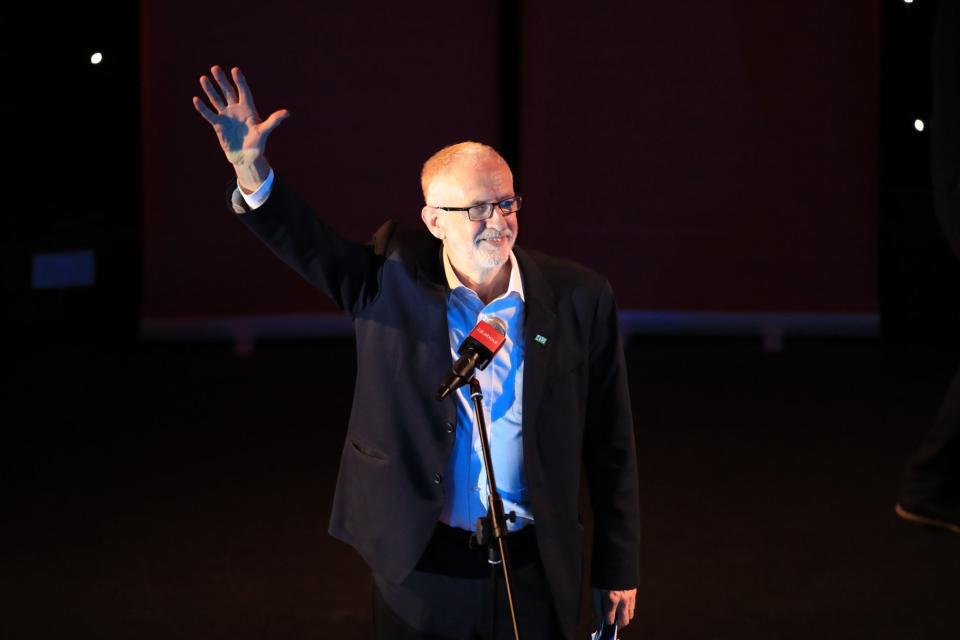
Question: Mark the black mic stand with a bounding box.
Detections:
[466,377,522,640]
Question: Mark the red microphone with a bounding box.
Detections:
[436,317,508,401]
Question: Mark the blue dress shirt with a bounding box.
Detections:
[438,249,532,532]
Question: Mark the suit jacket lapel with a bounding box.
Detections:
[415,241,459,425]
[515,247,557,488]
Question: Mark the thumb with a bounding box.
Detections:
[261,109,291,135]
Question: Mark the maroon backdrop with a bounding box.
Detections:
[142,1,880,320]
[141,1,503,317]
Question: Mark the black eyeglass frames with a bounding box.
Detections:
[432,195,523,221]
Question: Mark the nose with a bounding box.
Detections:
[485,207,508,229]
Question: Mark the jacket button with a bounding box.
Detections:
[445,421,455,434]
[433,472,443,485]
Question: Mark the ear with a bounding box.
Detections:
[421,205,445,240]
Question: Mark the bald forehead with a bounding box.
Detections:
[425,157,513,205]
[421,142,513,201]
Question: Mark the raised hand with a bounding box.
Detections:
[192,65,289,192]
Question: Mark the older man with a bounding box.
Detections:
[194,65,640,639]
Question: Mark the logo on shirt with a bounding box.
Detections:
[534,334,548,345]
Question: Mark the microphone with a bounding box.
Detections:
[436,317,508,401]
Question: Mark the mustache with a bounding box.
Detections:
[475,230,512,242]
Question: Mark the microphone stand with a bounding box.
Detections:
[467,377,522,640]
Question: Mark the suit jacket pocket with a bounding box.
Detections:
[350,438,390,462]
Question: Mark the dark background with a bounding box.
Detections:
[139,1,880,319]
[4,1,960,638]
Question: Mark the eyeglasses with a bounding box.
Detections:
[432,196,523,222]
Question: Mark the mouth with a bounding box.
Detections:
[477,234,510,247]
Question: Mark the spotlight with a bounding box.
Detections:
[914,119,925,132]
[90,52,103,65]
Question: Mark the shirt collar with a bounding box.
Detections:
[442,248,525,302]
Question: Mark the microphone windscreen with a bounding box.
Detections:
[468,318,507,355]
[486,316,507,335]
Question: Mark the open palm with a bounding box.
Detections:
[192,65,289,168]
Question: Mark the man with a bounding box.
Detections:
[193,65,640,638]
[895,1,960,536]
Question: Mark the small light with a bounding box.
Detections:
[90,52,103,64]
[914,119,925,132]
[904,0,913,4]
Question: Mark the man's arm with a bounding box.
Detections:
[194,65,385,316]
[583,281,641,628]
[231,177,391,315]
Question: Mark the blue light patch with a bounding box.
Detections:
[31,250,96,289]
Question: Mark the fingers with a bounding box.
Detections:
[617,591,636,628]
[592,588,617,626]
[192,96,219,125]
[605,592,619,625]
[211,65,238,104]
[231,67,252,104]
[199,74,226,112]
[261,109,291,135]
[594,589,635,627]
[617,598,630,627]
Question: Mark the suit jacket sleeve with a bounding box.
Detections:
[227,177,394,316]
[582,280,641,590]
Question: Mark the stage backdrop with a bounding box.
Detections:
[141,1,880,326]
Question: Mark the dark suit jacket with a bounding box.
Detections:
[231,179,640,638]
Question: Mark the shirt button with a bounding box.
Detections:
[433,472,443,485]
[445,421,455,434]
